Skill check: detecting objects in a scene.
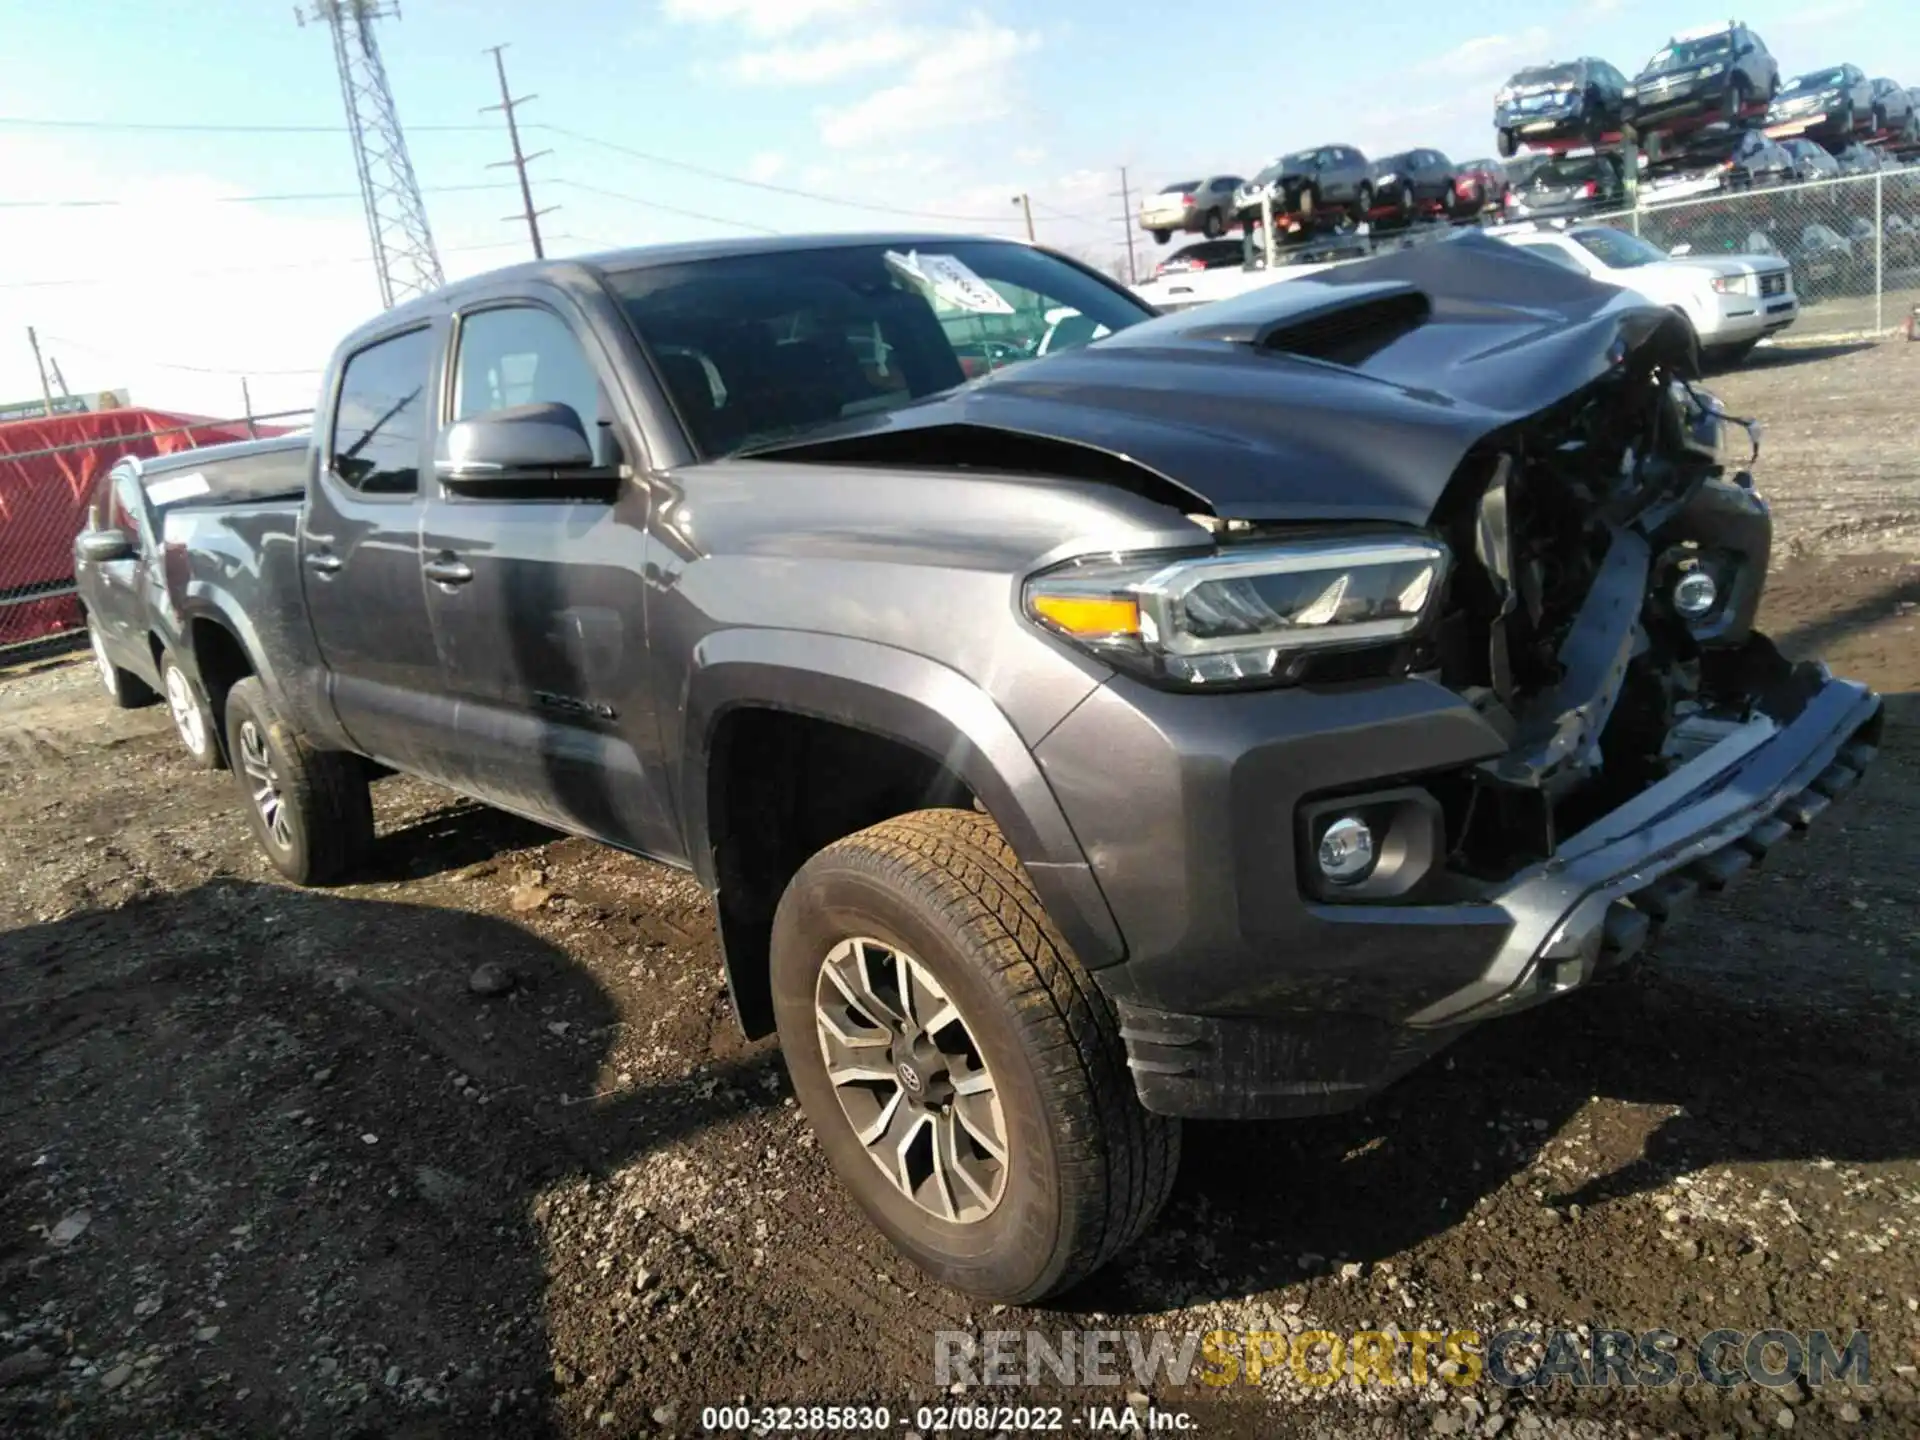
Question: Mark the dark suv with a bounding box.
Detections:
[1767,65,1874,139]
[1629,22,1779,132]
[1494,57,1632,156]
[1870,78,1918,140]
[1369,149,1460,221]
[1232,145,1373,227]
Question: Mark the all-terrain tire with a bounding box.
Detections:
[88,618,154,710]
[160,650,225,771]
[769,808,1180,1303]
[224,676,373,886]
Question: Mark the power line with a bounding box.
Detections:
[548,180,780,234]
[0,181,518,210]
[0,237,536,291]
[537,124,1018,224]
[0,115,493,134]
[39,334,325,377]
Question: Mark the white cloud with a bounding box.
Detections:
[817,17,1039,149]
[1425,26,1552,83]
[0,137,504,417]
[745,151,787,182]
[658,0,886,39]
[730,27,924,84]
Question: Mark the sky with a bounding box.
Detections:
[1,0,1912,416]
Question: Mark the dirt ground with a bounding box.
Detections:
[2,340,1918,1440]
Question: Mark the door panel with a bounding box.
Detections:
[301,323,450,776]
[420,300,678,857]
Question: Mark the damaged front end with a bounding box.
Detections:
[1407,335,1882,1025]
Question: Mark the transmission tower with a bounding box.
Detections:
[297,1,444,308]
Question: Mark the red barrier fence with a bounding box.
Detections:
[0,407,303,650]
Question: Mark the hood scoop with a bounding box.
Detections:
[1184,281,1432,367]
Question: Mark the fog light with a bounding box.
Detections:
[1317,816,1376,884]
[1674,569,1718,620]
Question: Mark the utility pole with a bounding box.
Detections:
[1010,193,1034,243]
[483,43,557,259]
[25,327,53,417]
[1111,167,1139,285]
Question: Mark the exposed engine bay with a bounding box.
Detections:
[1428,339,1802,880]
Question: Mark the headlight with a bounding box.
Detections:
[1376,171,1399,183]
[1709,273,1749,294]
[1023,535,1449,687]
[1703,63,1725,76]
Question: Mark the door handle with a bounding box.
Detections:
[423,555,474,586]
[305,552,343,576]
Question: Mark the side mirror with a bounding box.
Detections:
[436,402,603,497]
[76,528,135,564]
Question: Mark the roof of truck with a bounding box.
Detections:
[387,233,1027,316]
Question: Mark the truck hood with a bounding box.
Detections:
[753,232,1691,528]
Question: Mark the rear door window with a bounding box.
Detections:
[330,327,434,496]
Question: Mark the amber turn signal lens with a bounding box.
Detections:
[1028,593,1141,638]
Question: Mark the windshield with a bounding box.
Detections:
[1571,227,1670,269]
[1784,68,1849,94]
[607,241,1151,460]
[1644,34,1731,74]
[1514,65,1580,86]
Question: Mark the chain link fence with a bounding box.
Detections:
[0,407,311,653]
[1591,167,1920,340]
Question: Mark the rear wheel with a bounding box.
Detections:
[1297,185,1317,218]
[87,618,153,710]
[770,809,1180,1303]
[161,651,223,771]
[224,676,373,885]
[1150,228,1171,245]
[1354,181,1375,220]
[1202,208,1224,239]
[1496,127,1517,158]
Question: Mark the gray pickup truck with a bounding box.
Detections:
[146,231,1879,1302]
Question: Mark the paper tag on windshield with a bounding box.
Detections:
[884,250,1015,315]
[146,471,211,506]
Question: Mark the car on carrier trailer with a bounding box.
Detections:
[148,232,1880,1303]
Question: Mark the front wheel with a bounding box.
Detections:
[770,810,1180,1303]
[224,676,373,885]
[1150,228,1171,245]
[1496,127,1517,158]
[1354,181,1374,219]
[161,651,224,771]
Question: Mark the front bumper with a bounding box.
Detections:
[1041,663,1879,1120]
[1699,290,1800,345]
[1497,104,1584,138]
[1631,82,1717,127]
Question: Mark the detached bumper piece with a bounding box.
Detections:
[1409,673,1882,1028]
[1115,1002,1472,1120]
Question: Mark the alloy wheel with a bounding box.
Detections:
[814,936,1008,1224]
[237,719,293,850]
[164,667,206,756]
